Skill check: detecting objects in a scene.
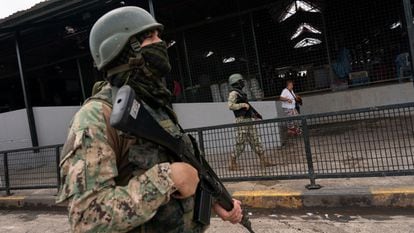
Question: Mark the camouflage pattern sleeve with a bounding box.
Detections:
[228,91,244,111]
[57,101,175,233]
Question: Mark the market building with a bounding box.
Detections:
[0,0,413,149]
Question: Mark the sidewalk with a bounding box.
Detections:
[227,176,414,209]
[1,176,414,209]
[0,188,63,210]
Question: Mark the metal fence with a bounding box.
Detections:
[0,145,62,195]
[1,102,414,194]
[187,102,414,188]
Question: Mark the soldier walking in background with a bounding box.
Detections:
[227,74,274,171]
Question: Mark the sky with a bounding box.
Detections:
[0,0,44,19]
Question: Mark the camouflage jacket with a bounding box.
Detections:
[228,91,245,111]
[57,84,204,233]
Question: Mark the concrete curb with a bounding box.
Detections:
[0,195,66,210]
[232,186,414,209]
[1,186,414,210]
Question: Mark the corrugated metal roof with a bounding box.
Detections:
[0,0,83,29]
[0,1,56,21]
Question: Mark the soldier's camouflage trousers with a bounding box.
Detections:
[233,117,265,159]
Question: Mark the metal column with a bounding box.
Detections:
[174,43,188,102]
[76,59,87,101]
[182,32,194,89]
[15,32,39,147]
[322,11,335,85]
[239,16,251,76]
[402,0,414,84]
[249,13,264,90]
[148,0,155,17]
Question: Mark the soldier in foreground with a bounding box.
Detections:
[227,74,274,171]
[57,6,243,232]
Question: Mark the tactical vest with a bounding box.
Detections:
[231,89,253,118]
[89,84,205,233]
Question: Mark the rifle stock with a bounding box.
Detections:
[110,85,255,233]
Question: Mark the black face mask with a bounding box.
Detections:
[140,41,171,77]
[239,80,245,89]
[107,40,173,109]
[233,80,245,90]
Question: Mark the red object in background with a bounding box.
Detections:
[371,63,392,82]
[173,80,182,96]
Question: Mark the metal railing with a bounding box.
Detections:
[188,102,414,188]
[0,144,62,195]
[1,102,414,194]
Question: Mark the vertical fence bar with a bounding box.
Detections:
[3,152,11,196]
[301,118,322,190]
[55,146,61,191]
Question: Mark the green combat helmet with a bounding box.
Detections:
[228,74,244,86]
[89,6,163,70]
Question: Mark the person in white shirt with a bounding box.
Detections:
[280,80,302,136]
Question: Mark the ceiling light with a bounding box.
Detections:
[279,0,321,22]
[167,40,176,48]
[294,38,322,48]
[298,70,307,76]
[291,23,322,40]
[390,21,401,30]
[65,26,76,34]
[223,57,236,63]
[204,51,214,58]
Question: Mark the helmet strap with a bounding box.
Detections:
[129,36,141,52]
[106,36,144,78]
[107,64,132,78]
[106,55,145,78]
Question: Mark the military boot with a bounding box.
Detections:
[229,157,243,171]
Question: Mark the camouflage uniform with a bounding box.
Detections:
[57,84,206,233]
[228,91,265,159]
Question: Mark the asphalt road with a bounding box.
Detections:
[0,209,414,233]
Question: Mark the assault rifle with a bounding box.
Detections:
[110,85,255,233]
[237,104,262,120]
[248,104,263,120]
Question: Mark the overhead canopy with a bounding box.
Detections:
[0,0,113,35]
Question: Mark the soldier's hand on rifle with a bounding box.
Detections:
[254,114,263,120]
[242,103,250,110]
[170,163,199,199]
[213,199,243,224]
